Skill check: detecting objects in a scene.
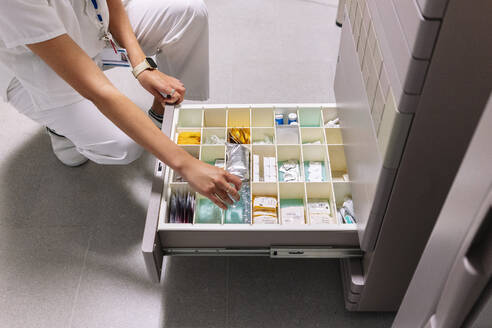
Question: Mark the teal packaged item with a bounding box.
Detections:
[195,198,222,223]
[338,197,356,224]
[298,108,322,127]
[280,199,304,208]
[280,199,305,224]
[225,183,251,224]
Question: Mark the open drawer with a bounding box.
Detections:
[142,104,365,280]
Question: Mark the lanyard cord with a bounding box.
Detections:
[89,0,104,28]
[89,0,117,53]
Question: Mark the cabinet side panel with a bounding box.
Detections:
[334,9,382,250]
[359,0,492,311]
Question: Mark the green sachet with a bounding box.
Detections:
[280,199,305,224]
[195,198,222,223]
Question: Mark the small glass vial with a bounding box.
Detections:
[275,113,284,125]
[288,112,298,125]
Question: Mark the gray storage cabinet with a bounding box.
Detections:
[393,95,492,328]
[142,0,492,311]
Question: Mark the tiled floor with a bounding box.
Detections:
[0,0,395,327]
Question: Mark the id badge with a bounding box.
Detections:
[100,47,130,68]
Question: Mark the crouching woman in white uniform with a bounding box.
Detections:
[0,0,241,209]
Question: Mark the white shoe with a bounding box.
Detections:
[46,127,89,167]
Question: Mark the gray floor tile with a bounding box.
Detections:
[0,226,90,328]
[226,257,338,328]
[69,222,162,328]
[33,152,154,228]
[160,257,228,328]
[0,102,39,143]
[202,0,340,105]
[0,129,54,228]
[230,58,336,104]
[226,257,394,328]
[1,138,154,229]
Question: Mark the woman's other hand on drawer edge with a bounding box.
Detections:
[181,159,242,209]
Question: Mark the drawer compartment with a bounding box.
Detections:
[157,104,359,249]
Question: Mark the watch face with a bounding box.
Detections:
[146,57,158,69]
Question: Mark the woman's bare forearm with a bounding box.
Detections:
[27,34,192,171]
[106,0,145,67]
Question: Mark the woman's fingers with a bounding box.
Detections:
[218,178,240,201]
[170,82,185,103]
[206,173,241,208]
[172,90,183,104]
[175,85,186,95]
[177,92,184,104]
[165,91,181,104]
[215,188,233,205]
[226,172,242,192]
[158,88,179,104]
[153,76,185,104]
[151,89,166,103]
[208,193,228,210]
[155,84,173,98]
[182,160,243,210]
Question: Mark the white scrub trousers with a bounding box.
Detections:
[6,0,209,165]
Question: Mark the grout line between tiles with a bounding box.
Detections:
[68,233,93,328]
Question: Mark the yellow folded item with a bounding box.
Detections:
[177,132,201,145]
[228,128,250,144]
[253,211,277,218]
[252,196,278,225]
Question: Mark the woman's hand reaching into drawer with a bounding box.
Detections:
[180,159,242,209]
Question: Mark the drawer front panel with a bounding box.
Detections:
[159,229,359,248]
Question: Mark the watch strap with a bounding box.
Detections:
[132,59,156,78]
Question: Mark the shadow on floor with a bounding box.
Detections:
[0,128,156,282]
[160,256,395,328]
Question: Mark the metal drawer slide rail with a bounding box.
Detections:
[163,246,363,258]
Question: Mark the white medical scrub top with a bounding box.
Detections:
[0,0,112,111]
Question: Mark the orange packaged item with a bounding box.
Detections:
[228,128,250,144]
[252,196,278,224]
[177,132,201,145]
